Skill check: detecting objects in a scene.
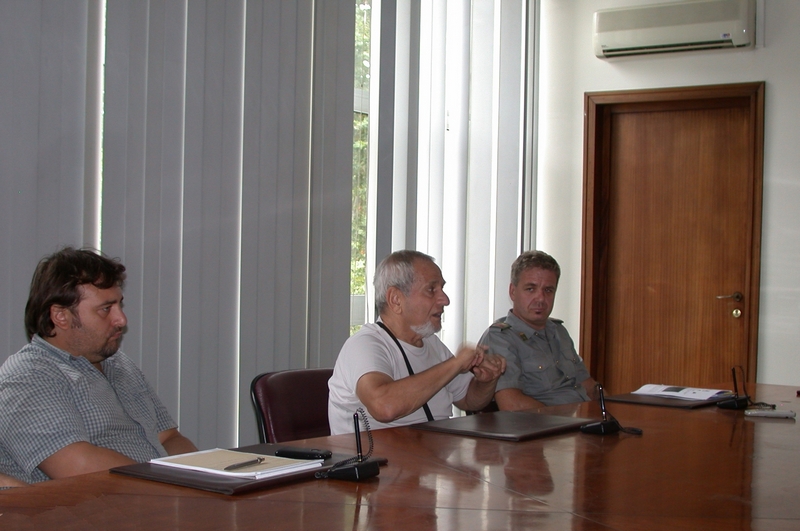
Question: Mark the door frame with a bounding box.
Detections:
[579,82,765,385]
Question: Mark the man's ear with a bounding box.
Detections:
[50,305,73,331]
[385,286,404,315]
[508,282,516,301]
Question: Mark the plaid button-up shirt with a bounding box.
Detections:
[0,336,176,483]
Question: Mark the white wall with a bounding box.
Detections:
[536,0,800,385]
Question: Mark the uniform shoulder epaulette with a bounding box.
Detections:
[490,321,511,330]
[551,318,564,325]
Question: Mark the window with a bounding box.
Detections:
[351,0,372,334]
[349,1,535,350]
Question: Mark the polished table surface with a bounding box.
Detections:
[1,384,798,530]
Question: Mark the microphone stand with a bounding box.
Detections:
[324,411,381,480]
[580,384,642,435]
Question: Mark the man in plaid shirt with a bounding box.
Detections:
[0,247,196,485]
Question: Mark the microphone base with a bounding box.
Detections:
[717,396,750,410]
[580,420,621,435]
[326,459,380,481]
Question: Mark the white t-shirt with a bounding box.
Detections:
[328,322,472,435]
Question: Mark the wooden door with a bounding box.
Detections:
[580,83,764,394]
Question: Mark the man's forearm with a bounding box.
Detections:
[160,428,198,456]
[495,388,546,411]
[581,377,599,400]
[0,472,28,488]
[38,442,137,479]
[456,378,497,412]
[162,433,197,456]
[357,357,463,423]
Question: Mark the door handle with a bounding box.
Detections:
[716,291,743,302]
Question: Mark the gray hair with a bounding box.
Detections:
[374,250,435,314]
[510,250,561,286]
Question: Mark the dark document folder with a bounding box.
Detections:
[111,444,385,495]
[605,392,728,409]
[412,411,593,441]
[110,459,323,495]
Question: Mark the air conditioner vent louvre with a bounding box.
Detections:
[604,40,736,58]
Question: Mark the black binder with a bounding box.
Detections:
[412,411,593,441]
[111,443,386,495]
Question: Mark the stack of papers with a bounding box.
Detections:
[631,384,733,401]
[150,448,323,479]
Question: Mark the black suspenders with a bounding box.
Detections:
[376,322,435,422]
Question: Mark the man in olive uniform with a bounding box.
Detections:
[479,251,597,410]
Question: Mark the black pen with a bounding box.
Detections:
[224,456,265,471]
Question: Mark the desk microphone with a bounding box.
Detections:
[580,384,642,435]
[323,410,380,481]
[717,366,750,410]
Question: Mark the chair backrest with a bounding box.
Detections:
[250,368,334,444]
[465,400,499,415]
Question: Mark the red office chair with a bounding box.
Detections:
[250,368,334,443]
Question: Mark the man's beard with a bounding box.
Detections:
[411,320,439,339]
[71,314,123,359]
[98,334,123,359]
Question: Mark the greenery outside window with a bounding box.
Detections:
[351,1,371,334]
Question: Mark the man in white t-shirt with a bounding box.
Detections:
[328,250,506,435]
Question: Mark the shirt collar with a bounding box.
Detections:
[504,310,553,339]
[31,334,118,370]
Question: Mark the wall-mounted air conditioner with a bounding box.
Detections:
[594,0,755,58]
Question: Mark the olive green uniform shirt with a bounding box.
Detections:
[479,311,590,405]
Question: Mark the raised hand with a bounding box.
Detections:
[470,352,506,383]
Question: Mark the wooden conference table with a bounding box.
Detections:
[1,384,798,531]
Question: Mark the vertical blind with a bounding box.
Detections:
[101,0,354,448]
[0,0,100,360]
[370,0,534,351]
